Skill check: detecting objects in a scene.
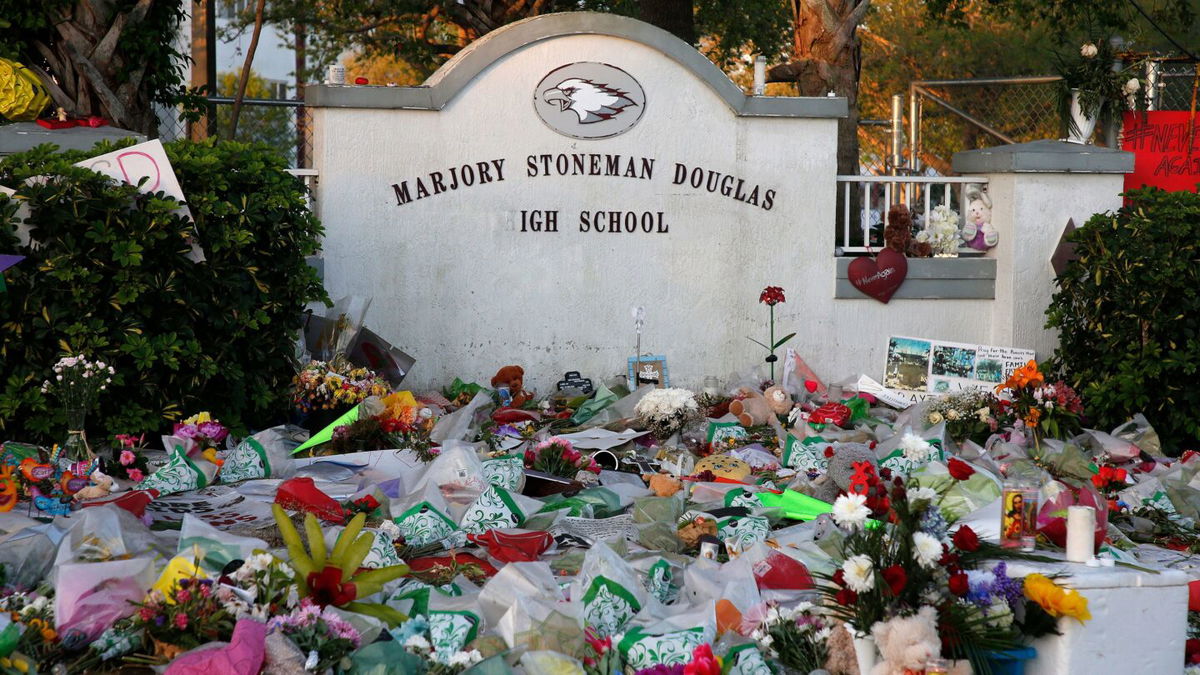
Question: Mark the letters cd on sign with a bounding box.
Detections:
[534,62,646,139]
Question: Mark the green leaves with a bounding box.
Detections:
[1046,187,1200,453]
[0,138,328,442]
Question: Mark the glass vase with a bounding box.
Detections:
[62,405,93,463]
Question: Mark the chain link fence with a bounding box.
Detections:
[1153,60,1199,110]
[156,98,313,168]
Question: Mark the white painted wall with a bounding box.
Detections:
[986,172,1125,359]
[310,28,1124,393]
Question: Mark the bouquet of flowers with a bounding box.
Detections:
[216,552,300,621]
[102,434,150,483]
[269,598,361,674]
[819,460,1024,668]
[130,579,234,659]
[633,388,700,440]
[293,361,390,415]
[0,591,58,669]
[1056,39,1146,138]
[916,204,961,255]
[924,390,998,445]
[173,411,229,450]
[41,354,114,461]
[741,600,831,672]
[524,437,599,478]
[995,361,1084,441]
[394,616,485,673]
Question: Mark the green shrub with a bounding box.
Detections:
[0,139,327,442]
[1045,187,1200,453]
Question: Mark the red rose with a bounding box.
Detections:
[836,588,858,605]
[832,569,847,587]
[824,446,835,458]
[952,526,980,552]
[947,458,976,481]
[948,572,970,596]
[882,565,907,596]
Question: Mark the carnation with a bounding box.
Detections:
[842,554,875,593]
[832,493,870,530]
[912,531,942,569]
[900,432,933,462]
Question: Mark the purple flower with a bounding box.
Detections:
[154,615,165,626]
[496,424,520,437]
[197,421,228,442]
[174,425,199,439]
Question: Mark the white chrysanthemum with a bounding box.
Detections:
[907,486,937,504]
[1081,43,1098,57]
[379,520,402,541]
[900,432,933,462]
[404,634,432,651]
[842,554,875,593]
[832,493,870,529]
[815,626,833,642]
[912,531,942,569]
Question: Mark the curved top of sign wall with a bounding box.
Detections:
[306,12,847,120]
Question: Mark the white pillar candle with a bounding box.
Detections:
[1066,505,1096,562]
[753,56,766,96]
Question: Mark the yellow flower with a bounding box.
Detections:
[1056,590,1091,622]
[12,658,27,673]
[41,627,56,641]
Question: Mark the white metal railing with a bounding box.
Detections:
[835,175,988,254]
[286,168,318,210]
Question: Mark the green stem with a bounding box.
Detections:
[769,305,776,381]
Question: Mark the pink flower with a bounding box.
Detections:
[176,589,191,603]
[199,584,212,598]
[138,607,155,621]
[127,468,145,482]
[119,450,136,466]
[563,448,582,464]
[174,613,188,629]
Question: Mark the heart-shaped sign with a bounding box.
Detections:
[847,248,908,303]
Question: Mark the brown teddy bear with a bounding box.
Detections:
[491,365,532,407]
[729,394,773,427]
[824,619,861,675]
[884,204,931,258]
[763,385,792,416]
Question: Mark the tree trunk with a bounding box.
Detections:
[294,23,307,168]
[638,0,696,44]
[229,0,268,139]
[768,0,869,177]
[31,0,163,136]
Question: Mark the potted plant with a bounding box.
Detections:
[1055,39,1145,144]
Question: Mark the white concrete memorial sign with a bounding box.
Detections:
[307,13,848,387]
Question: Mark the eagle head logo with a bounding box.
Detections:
[542,78,637,125]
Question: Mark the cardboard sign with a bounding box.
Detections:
[74,139,205,261]
[884,335,1034,401]
[1121,111,1200,193]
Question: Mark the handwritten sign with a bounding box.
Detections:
[884,335,1034,401]
[75,139,204,262]
[1121,111,1200,193]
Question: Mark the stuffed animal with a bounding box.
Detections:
[677,515,718,549]
[646,473,683,497]
[809,443,878,504]
[871,606,971,675]
[883,204,931,258]
[763,385,792,416]
[73,469,114,501]
[824,619,861,675]
[491,365,532,407]
[729,394,773,427]
[693,454,752,481]
[961,188,998,251]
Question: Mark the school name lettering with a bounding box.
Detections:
[389,154,775,212]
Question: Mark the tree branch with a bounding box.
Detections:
[92,0,153,74]
[230,0,268,138]
[25,63,76,114]
[64,40,128,124]
[831,0,871,56]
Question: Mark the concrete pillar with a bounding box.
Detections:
[952,140,1133,359]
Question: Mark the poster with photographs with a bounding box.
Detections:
[884,335,1034,400]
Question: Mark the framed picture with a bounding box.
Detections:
[628,355,669,388]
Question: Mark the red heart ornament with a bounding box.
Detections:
[847,248,908,303]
